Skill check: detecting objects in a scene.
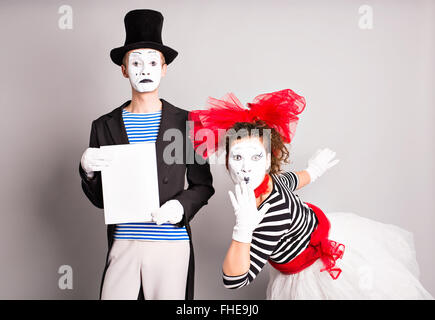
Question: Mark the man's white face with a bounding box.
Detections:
[228,137,271,189]
[127,49,162,92]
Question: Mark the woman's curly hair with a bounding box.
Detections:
[225,121,290,175]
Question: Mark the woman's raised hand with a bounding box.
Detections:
[305,148,340,183]
[228,182,271,243]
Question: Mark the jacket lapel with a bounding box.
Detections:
[105,100,130,145]
[155,99,181,172]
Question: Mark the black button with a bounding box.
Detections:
[163,177,168,184]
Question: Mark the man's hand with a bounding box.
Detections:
[305,148,339,183]
[228,182,271,243]
[80,147,113,179]
[151,200,184,225]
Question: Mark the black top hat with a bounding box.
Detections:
[110,9,178,66]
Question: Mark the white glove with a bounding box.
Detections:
[151,200,184,225]
[305,148,340,183]
[80,147,113,179]
[228,182,271,243]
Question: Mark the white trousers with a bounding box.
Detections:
[101,239,190,300]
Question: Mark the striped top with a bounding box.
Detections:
[223,171,318,289]
[113,108,189,241]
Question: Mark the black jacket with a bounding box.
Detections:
[79,99,215,299]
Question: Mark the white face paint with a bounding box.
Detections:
[228,137,271,189]
[127,49,162,93]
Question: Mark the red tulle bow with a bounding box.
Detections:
[189,89,306,159]
[317,239,345,280]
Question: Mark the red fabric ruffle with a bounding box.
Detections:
[189,89,306,159]
[269,202,345,280]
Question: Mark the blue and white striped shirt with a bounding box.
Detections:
[113,108,189,241]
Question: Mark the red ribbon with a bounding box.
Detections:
[317,239,345,280]
[254,174,270,198]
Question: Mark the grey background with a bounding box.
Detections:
[0,0,434,299]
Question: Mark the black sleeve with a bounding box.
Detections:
[173,113,215,227]
[79,120,104,209]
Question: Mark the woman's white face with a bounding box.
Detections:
[127,49,162,92]
[228,137,271,189]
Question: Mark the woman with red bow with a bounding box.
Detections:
[190,89,433,299]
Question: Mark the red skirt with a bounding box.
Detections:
[268,202,345,279]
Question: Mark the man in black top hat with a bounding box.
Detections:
[79,9,214,300]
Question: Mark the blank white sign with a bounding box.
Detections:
[100,143,160,225]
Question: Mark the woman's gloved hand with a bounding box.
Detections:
[228,182,271,243]
[305,148,340,183]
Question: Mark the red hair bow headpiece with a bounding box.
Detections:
[189,88,306,159]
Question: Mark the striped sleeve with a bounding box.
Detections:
[222,271,249,289]
[279,171,299,192]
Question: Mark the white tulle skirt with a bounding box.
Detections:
[266,212,433,300]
